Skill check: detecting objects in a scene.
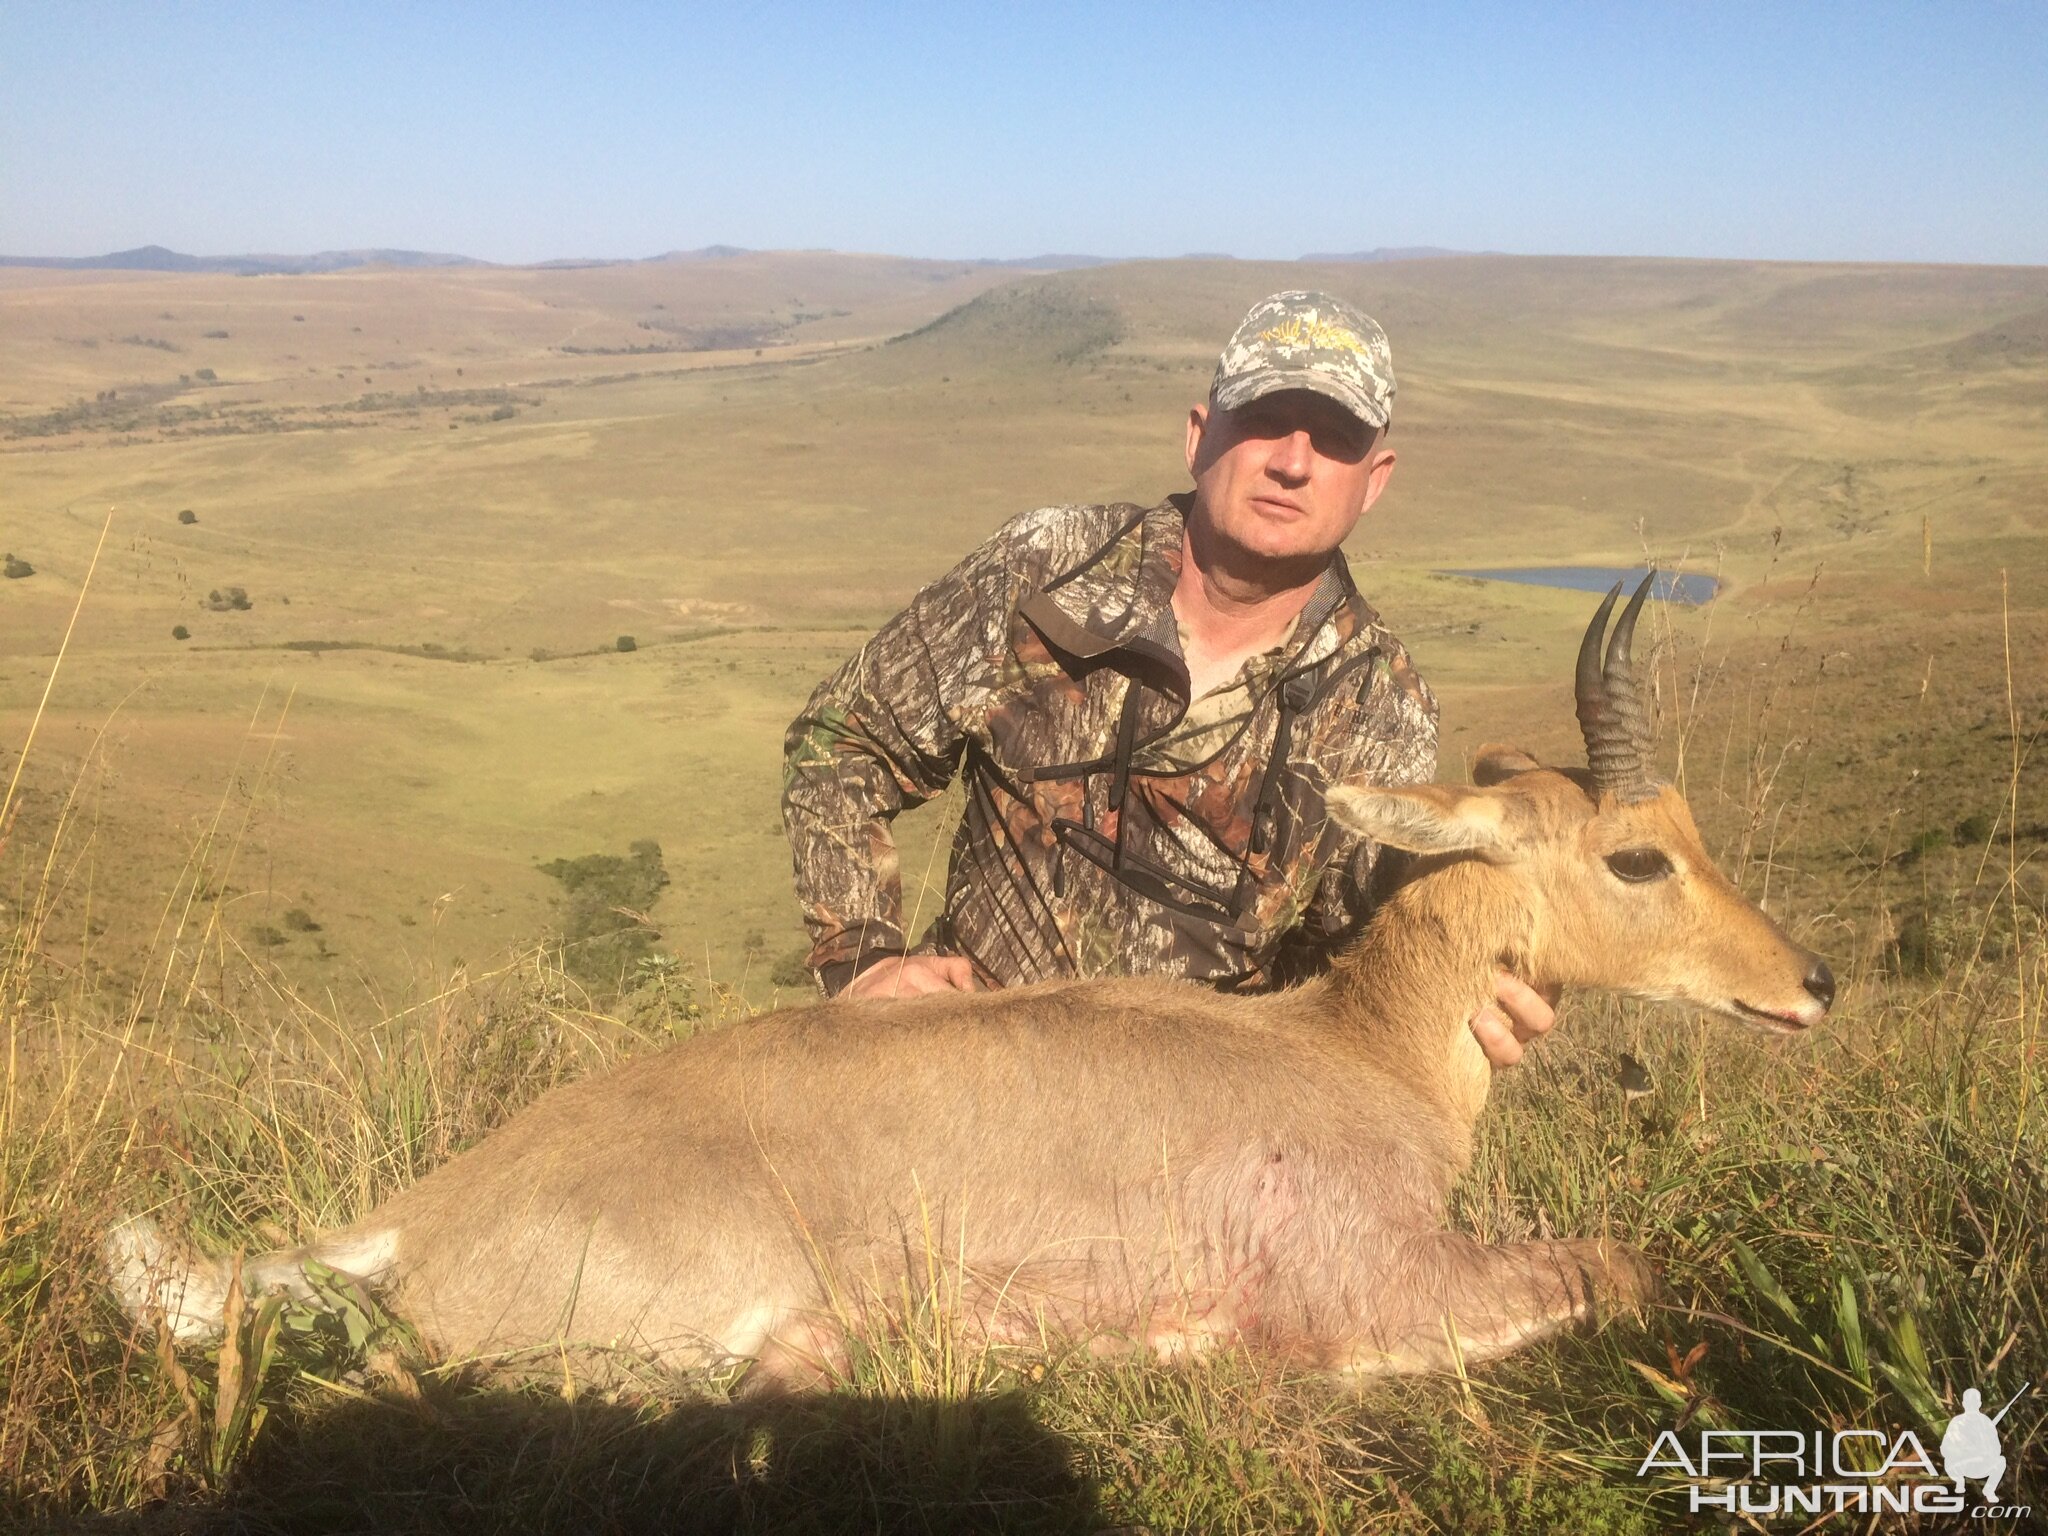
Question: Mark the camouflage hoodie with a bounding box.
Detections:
[782,495,1438,995]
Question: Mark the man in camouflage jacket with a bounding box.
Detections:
[784,292,1555,1061]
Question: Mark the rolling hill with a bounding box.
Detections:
[1,251,2042,1003]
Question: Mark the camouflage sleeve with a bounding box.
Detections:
[1292,643,1440,955]
[782,512,1056,993]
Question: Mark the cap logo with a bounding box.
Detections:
[1257,316,1368,354]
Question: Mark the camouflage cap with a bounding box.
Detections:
[1210,291,1395,432]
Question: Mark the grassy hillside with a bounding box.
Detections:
[0,250,1037,417]
[0,251,2043,1527]
[3,253,2043,1002]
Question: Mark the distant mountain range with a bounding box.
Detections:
[0,243,1114,275]
[1298,246,1467,263]
[0,244,484,276]
[0,243,1470,275]
[982,254,1122,270]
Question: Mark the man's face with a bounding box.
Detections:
[1184,389,1396,568]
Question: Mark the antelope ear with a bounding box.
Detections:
[1472,744,1543,786]
[1326,783,1512,857]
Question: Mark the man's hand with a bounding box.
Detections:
[1469,971,1559,1068]
[843,954,980,1000]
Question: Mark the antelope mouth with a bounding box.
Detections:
[1732,999,1813,1034]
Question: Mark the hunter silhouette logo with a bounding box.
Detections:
[1942,1386,2025,1502]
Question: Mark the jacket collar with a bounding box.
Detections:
[1018,494,1374,693]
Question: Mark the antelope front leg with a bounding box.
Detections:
[1342,1231,1657,1374]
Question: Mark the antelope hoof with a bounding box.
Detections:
[1586,1239,1661,1322]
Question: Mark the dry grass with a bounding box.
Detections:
[1,852,2038,1532]
[0,612,2042,1533]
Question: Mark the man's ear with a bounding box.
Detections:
[1326,783,1514,858]
[1472,744,1543,786]
[1185,403,1210,477]
[1358,442,1397,514]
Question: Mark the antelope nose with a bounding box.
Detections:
[1803,959,1836,1012]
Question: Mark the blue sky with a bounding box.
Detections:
[2,2,2043,265]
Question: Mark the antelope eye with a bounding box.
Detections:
[1605,848,1674,883]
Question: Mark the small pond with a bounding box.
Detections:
[1441,565,1720,606]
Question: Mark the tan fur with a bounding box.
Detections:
[107,751,1828,1385]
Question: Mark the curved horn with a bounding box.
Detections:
[1576,573,1660,801]
[1574,581,1621,759]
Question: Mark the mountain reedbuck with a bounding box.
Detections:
[109,578,1834,1383]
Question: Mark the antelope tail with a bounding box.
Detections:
[103,1214,398,1342]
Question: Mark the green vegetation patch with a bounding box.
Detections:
[538,838,671,992]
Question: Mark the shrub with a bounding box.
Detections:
[1956,811,1995,844]
[3,553,33,579]
[282,908,321,933]
[488,404,516,421]
[1908,826,1949,857]
[195,368,217,382]
[204,586,252,612]
[538,839,669,992]
[177,508,198,525]
[248,924,288,948]
[1888,907,1937,976]
[615,635,637,653]
[171,625,190,641]
[770,948,816,989]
